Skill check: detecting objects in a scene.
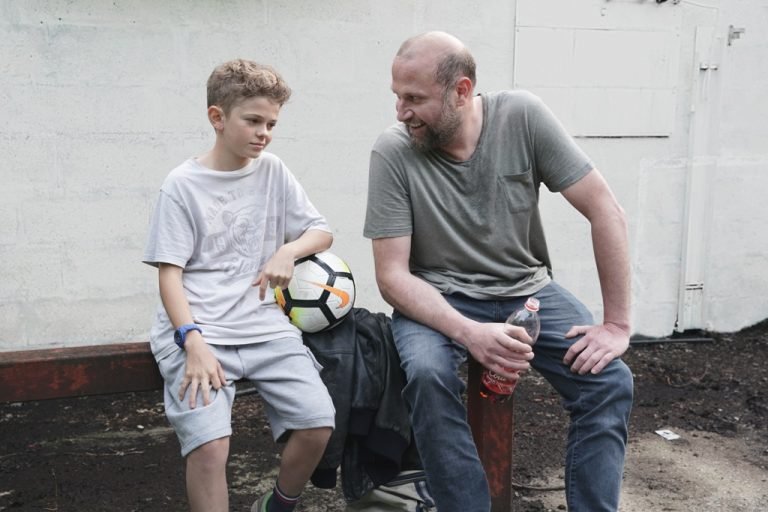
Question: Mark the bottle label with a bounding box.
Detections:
[481,370,516,395]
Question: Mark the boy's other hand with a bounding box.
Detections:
[178,334,226,408]
[253,250,296,300]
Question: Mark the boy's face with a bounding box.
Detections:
[215,96,281,161]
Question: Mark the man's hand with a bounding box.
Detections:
[563,323,630,375]
[178,333,226,408]
[463,322,534,380]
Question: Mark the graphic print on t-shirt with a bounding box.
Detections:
[201,189,278,285]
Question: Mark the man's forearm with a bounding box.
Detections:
[377,270,476,344]
[591,209,631,333]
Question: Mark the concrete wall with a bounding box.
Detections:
[0,0,765,351]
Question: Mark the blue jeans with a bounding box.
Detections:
[392,281,633,512]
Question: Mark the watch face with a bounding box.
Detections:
[174,325,199,348]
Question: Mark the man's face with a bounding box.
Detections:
[391,57,462,152]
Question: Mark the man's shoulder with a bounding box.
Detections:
[373,123,410,153]
[484,89,544,112]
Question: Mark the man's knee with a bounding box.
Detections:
[403,359,464,404]
[607,359,634,403]
[589,359,634,419]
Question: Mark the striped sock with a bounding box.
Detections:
[267,482,300,512]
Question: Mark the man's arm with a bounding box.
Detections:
[560,168,631,374]
[372,236,533,378]
[158,263,226,407]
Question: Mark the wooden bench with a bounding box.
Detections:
[0,343,515,512]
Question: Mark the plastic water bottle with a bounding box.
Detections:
[479,297,541,403]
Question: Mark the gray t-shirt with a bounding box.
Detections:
[144,153,331,359]
[364,90,593,299]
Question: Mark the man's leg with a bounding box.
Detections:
[392,305,490,512]
[523,282,633,512]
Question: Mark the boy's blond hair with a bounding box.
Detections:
[207,59,292,114]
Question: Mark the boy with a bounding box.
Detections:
[143,59,335,512]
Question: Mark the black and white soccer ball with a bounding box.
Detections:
[275,251,356,333]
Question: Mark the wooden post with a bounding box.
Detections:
[467,357,514,512]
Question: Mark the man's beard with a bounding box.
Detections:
[410,99,462,153]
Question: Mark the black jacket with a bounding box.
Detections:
[303,308,420,502]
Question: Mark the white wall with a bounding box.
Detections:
[0,0,765,350]
[705,1,768,331]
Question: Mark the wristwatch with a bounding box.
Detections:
[174,323,202,349]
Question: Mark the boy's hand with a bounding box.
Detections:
[178,333,226,408]
[253,247,296,300]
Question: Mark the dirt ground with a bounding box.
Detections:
[1,320,767,511]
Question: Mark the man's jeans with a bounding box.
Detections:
[392,281,633,512]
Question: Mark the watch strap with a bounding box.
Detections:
[175,323,202,349]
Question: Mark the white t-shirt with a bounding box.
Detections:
[143,153,331,359]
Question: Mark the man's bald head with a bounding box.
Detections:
[396,31,476,91]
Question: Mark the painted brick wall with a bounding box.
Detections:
[0,0,765,350]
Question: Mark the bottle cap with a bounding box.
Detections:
[525,297,540,312]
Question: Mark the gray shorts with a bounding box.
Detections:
[156,338,335,457]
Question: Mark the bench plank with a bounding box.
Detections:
[0,342,162,402]
[0,344,514,512]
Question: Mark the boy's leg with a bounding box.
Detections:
[251,428,332,512]
[156,345,239,512]
[242,339,335,510]
[521,281,634,512]
[186,437,230,512]
[276,426,333,494]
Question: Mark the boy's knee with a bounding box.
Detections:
[187,437,230,469]
[291,427,333,445]
[291,427,332,450]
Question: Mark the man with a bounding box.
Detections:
[363,31,633,512]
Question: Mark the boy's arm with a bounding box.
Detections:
[158,263,226,408]
[253,229,333,300]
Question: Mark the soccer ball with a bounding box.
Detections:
[275,251,356,333]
